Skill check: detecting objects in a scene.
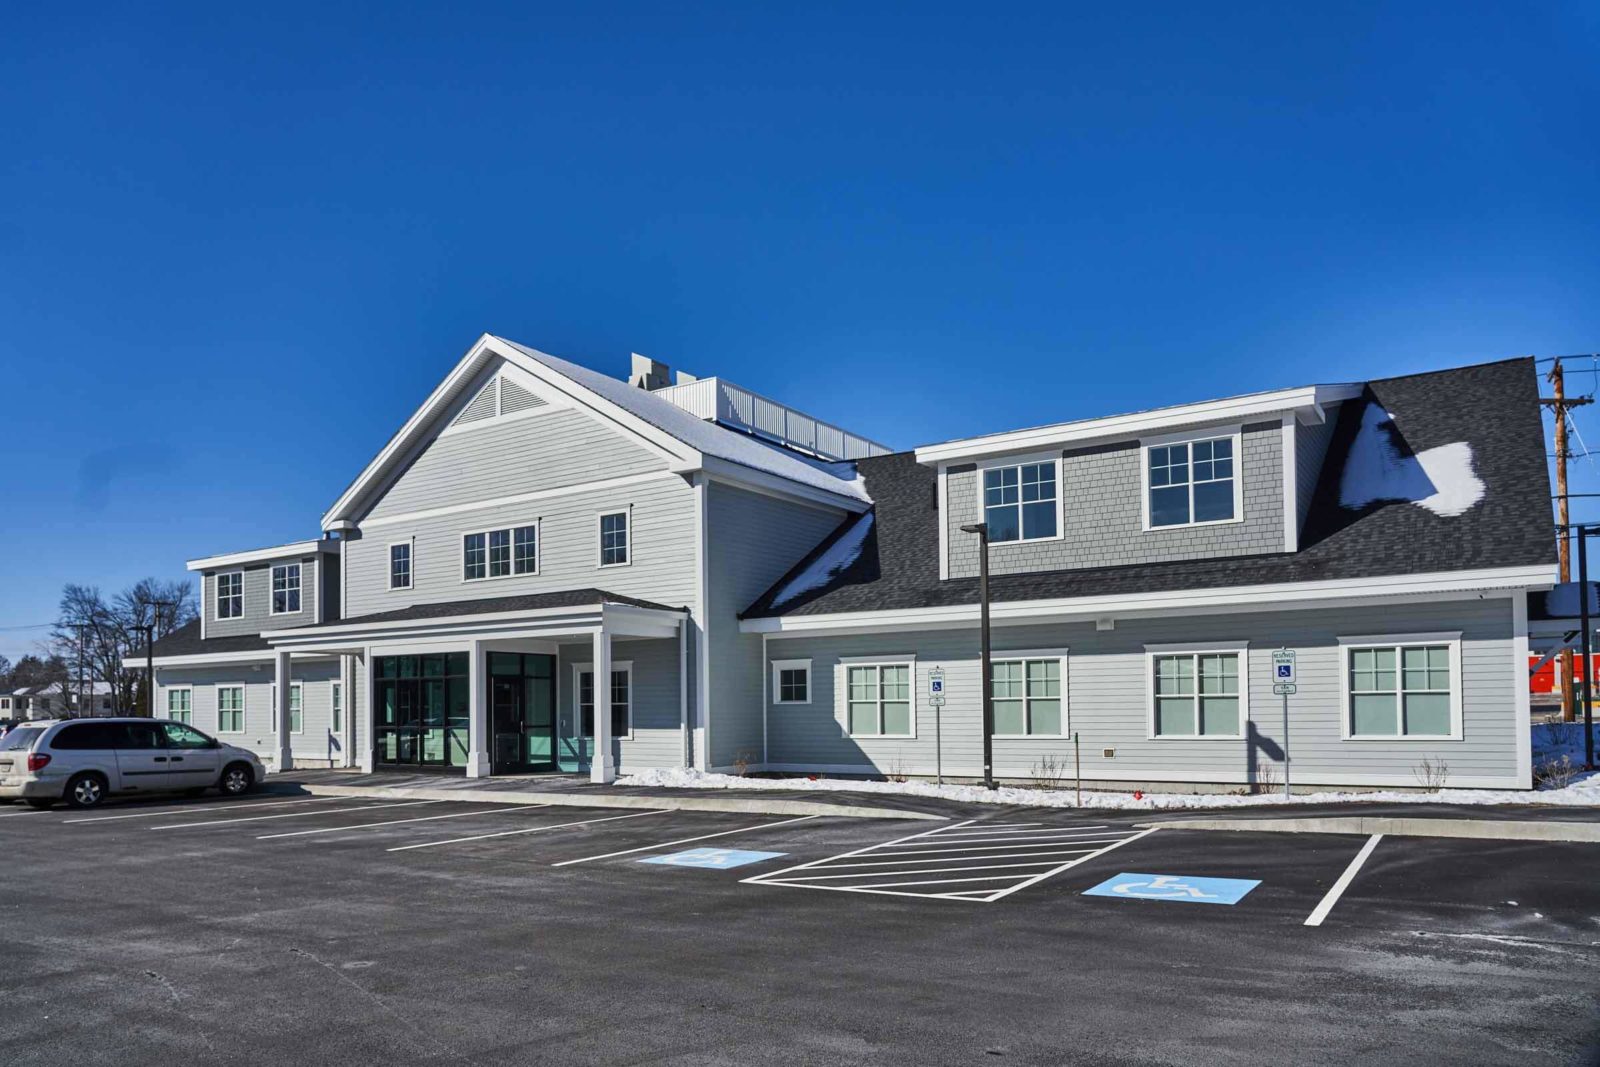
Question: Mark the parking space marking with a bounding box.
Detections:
[148,799,442,831]
[551,813,823,867]
[1304,833,1383,928]
[63,796,346,824]
[387,808,670,852]
[746,819,1158,903]
[0,808,49,818]
[257,803,553,840]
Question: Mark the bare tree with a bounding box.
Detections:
[49,579,199,715]
[115,579,197,713]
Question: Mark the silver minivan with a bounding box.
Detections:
[0,718,266,810]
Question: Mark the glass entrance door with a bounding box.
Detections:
[489,652,556,774]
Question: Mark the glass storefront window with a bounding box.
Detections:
[374,654,471,770]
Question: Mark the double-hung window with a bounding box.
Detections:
[1342,636,1459,738]
[389,543,412,590]
[991,654,1065,736]
[271,683,304,733]
[463,524,538,580]
[216,572,243,619]
[981,460,1058,542]
[576,663,631,738]
[1146,433,1238,528]
[165,688,192,725]
[1150,647,1245,738]
[772,659,811,705]
[217,686,245,732]
[844,662,913,737]
[271,563,301,614]
[331,681,343,733]
[599,510,630,566]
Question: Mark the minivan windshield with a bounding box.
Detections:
[0,725,47,752]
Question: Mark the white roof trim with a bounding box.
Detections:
[913,383,1363,465]
[740,564,1556,634]
[120,650,334,669]
[187,540,336,572]
[263,600,687,648]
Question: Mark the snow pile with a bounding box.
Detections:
[620,748,1600,812]
[766,512,874,608]
[1339,402,1485,517]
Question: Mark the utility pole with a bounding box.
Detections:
[1543,358,1593,723]
[136,599,177,718]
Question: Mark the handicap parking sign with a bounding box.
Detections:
[640,848,787,869]
[1083,872,1261,906]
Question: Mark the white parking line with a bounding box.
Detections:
[551,813,823,867]
[1304,833,1383,928]
[387,808,670,852]
[148,800,442,831]
[0,808,49,818]
[64,796,346,824]
[746,819,1158,903]
[257,804,553,840]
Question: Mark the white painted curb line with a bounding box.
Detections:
[1137,816,1600,843]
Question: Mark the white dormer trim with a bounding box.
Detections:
[913,383,1362,466]
[187,540,336,572]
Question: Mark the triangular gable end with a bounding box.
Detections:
[446,364,556,432]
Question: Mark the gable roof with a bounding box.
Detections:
[743,357,1555,620]
[322,335,867,529]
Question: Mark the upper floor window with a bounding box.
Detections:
[216,572,243,619]
[1145,433,1239,529]
[390,543,412,590]
[982,460,1059,543]
[463,524,538,581]
[271,563,301,614]
[599,510,630,567]
[1341,635,1459,739]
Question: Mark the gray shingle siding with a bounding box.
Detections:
[704,482,848,769]
[1295,414,1338,533]
[202,554,318,639]
[763,596,1522,788]
[945,420,1285,578]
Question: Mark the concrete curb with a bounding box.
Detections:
[1137,816,1600,843]
[287,782,945,821]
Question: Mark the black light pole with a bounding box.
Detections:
[137,600,177,718]
[960,522,996,789]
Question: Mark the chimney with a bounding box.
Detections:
[629,353,671,391]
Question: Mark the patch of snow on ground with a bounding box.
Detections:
[618,724,1600,811]
[1338,402,1485,517]
[766,512,874,608]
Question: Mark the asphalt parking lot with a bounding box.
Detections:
[2,789,1597,1066]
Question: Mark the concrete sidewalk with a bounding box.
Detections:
[268,769,947,821]
[1141,812,1600,843]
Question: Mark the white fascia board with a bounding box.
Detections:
[265,601,687,646]
[319,334,706,531]
[913,383,1364,466]
[186,540,335,572]
[740,564,1557,634]
[700,456,869,514]
[121,650,334,669]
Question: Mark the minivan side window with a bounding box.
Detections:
[121,723,165,749]
[50,723,123,750]
[161,722,214,749]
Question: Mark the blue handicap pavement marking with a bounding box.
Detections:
[1083,872,1261,906]
[640,848,788,870]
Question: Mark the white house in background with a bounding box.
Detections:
[2,682,118,719]
[127,336,1554,791]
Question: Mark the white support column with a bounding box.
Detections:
[274,648,294,773]
[592,628,616,784]
[339,653,354,768]
[358,648,374,773]
[467,640,490,778]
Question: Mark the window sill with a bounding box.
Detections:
[1145,734,1247,742]
[773,699,812,706]
[1143,515,1246,533]
[990,734,1071,741]
[1341,734,1463,742]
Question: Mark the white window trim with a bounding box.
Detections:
[1337,632,1464,742]
[269,562,303,616]
[270,682,306,734]
[330,680,343,733]
[215,571,244,621]
[771,658,813,705]
[388,540,414,591]
[165,685,193,723]
[1144,640,1250,740]
[988,648,1069,739]
[216,684,246,734]
[1140,426,1246,532]
[572,661,635,741]
[974,452,1065,545]
[836,655,918,740]
[461,522,540,583]
[597,507,632,568]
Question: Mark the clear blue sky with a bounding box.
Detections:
[3,3,1598,660]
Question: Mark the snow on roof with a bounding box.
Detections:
[495,337,870,504]
[766,511,875,610]
[1338,402,1485,518]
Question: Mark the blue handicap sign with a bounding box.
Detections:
[640,847,787,869]
[1083,872,1261,906]
[1276,664,1292,678]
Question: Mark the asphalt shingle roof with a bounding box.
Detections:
[148,622,272,657]
[743,357,1555,619]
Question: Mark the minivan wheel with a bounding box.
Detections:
[219,762,254,797]
[65,773,108,810]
